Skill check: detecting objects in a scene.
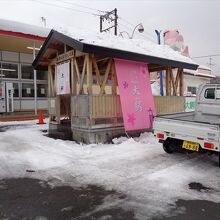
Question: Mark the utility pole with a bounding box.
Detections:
[100,8,118,36]
[41,17,46,27]
[207,57,215,73]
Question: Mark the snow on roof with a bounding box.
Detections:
[55,26,198,67]
[0,18,50,38]
[198,64,211,71]
[184,65,216,78]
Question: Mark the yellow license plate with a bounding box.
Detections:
[182,141,199,152]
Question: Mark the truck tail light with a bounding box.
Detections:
[204,142,214,149]
[157,133,164,139]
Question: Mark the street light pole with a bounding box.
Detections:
[155,30,164,96]
[131,23,144,39]
[119,23,144,39]
[33,42,37,115]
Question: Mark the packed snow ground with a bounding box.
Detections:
[1,120,220,219]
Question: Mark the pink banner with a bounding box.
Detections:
[115,59,156,131]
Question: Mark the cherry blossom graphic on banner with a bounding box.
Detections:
[115,59,156,131]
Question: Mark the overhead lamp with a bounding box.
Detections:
[27,46,41,51]
[119,23,145,39]
[0,68,16,72]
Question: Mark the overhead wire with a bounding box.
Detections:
[53,0,108,13]
[31,0,101,16]
[192,54,220,58]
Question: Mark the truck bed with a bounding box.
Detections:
[154,112,220,150]
[158,111,220,126]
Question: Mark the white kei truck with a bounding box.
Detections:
[153,84,220,166]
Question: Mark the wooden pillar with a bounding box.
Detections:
[86,54,93,94]
[100,59,112,94]
[179,68,184,96]
[111,62,117,95]
[79,55,87,94]
[54,64,57,97]
[166,68,171,96]
[71,58,77,95]
[170,68,177,96]
[56,96,61,124]
[48,65,52,97]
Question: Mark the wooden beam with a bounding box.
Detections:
[86,54,93,94]
[73,58,81,84]
[54,64,57,96]
[57,50,75,63]
[96,57,110,63]
[148,64,167,72]
[91,54,101,86]
[100,59,112,94]
[71,58,77,95]
[75,51,86,57]
[111,61,117,95]
[174,70,180,90]
[170,69,177,96]
[56,96,61,124]
[50,65,56,97]
[79,56,87,94]
[179,68,184,96]
[166,68,171,96]
[48,65,52,97]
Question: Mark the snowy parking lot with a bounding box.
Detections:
[1,120,220,219]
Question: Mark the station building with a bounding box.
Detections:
[0,18,50,111]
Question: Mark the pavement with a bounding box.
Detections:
[1,177,220,220]
[0,111,47,122]
[0,178,136,220]
[1,122,220,220]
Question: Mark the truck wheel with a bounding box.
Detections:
[163,142,173,154]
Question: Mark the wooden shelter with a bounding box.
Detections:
[33,30,198,143]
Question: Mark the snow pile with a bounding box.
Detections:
[56,26,197,67]
[0,120,220,219]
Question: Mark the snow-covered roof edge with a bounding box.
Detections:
[33,29,199,70]
[0,18,50,38]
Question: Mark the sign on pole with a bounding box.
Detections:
[56,62,70,95]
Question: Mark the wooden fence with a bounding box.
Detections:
[154,96,185,115]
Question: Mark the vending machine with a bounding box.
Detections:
[6,82,14,113]
[0,82,14,113]
[0,82,6,113]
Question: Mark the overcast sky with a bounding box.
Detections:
[1,0,220,75]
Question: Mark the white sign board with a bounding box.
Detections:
[56,62,70,95]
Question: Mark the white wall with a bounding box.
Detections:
[184,75,210,96]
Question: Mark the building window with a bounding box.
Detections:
[37,70,47,80]
[13,82,19,98]
[37,84,47,97]
[0,62,18,79]
[22,83,34,97]
[204,88,215,99]
[187,86,197,95]
[21,64,34,79]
